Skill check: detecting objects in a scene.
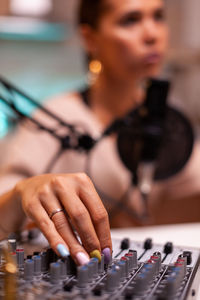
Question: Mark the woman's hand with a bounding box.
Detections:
[14,173,112,265]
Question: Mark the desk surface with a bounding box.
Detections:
[111,222,200,248]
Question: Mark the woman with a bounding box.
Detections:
[0,0,200,264]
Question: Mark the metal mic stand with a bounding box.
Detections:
[0,75,96,172]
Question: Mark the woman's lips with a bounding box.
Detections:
[144,53,162,64]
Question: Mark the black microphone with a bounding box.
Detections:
[116,78,194,198]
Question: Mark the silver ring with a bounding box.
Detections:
[49,208,64,220]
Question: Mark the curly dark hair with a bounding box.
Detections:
[78,0,107,29]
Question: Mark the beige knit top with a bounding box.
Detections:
[1,92,200,227]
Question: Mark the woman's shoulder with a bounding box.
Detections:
[36,88,102,136]
[32,89,92,125]
[44,90,86,113]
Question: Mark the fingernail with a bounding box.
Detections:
[76,252,90,265]
[90,250,101,262]
[57,244,69,258]
[102,247,111,264]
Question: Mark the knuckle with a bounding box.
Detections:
[38,217,50,231]
[23,200,37,216]
[74,173,90,186]
[71,207,88,223]
[93,208,109,224]
[37,185,50,200]
[51,176,62,187]
[51,176,68,192]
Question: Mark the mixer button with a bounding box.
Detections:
[144,238,152,250]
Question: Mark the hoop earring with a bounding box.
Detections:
[88,59,103,85]
[89,59,102,75]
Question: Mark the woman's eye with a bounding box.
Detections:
[154,9,165,22]
[119,14,141,26]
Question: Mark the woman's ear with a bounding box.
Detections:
[79,25,98,57]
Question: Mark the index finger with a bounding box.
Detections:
[76,174,112,257]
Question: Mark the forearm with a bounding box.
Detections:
[0,189,27,240]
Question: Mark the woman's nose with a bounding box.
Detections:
[142,20,160,45]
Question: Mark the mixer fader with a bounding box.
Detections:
[0,236,200,300]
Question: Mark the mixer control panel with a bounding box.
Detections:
[0,237,199,300]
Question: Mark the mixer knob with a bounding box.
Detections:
[33,255,42,276]
[16,248,24,268]
[58,259,67,279]
[90,257,99,277]
[8,239,17,252]
[106,266,119,292]
[66,255,76,276]
[87,259,96,282]
[116,260,126,281]
[98,254,105,273]
[151,253,162,273]
[41,251,48,272]
[133,273,147,294]
[24,259,34,281]
[46,248,58,265]
[128,250,138,268]
[50,262,61,284]
[121,256,129,276]
[77,265,89,288]
[141,263,156,283]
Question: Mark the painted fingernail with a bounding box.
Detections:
[76,252,90,266]
[102,247,111,264]
[90,250,101,262]
[57,244,69,258]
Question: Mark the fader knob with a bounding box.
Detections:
[163,242,173,254]
[183,251,192,265]
[144,238,152,250]
[121,238,130,250]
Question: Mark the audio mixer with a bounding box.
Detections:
[0,236,200,300]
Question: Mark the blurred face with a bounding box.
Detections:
[84,0,169,81]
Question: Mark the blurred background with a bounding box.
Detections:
[0,0,200,138]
